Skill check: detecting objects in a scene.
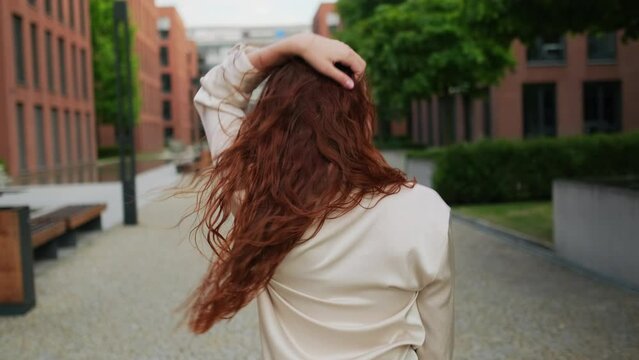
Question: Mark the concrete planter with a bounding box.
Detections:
[553,179,639,289]
[406,158,436,188]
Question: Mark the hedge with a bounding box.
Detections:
[407,132,639,204]
[98,146,120,159]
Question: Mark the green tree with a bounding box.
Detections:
[90,0,140,126]
[464,0,639,44]
[337,0,514,139]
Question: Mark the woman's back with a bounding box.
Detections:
[259,184,452,359]
[183,35,454,359]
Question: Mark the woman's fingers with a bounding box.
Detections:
[318,61,355,89]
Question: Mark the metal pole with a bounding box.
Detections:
[113,1,137,225]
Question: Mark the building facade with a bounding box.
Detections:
[0,0,96,182]
[410,33,639,146]
[98,0,163,152]
[188,25,310,75]
[98,1,198,153]
[157,7,199,146]
[313,2,341,38]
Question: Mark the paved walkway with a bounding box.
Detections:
[1,195,638,359]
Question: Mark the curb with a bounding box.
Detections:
[451,212,639,294]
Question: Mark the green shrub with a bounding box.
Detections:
[374,136,425,150]
[98,146,120,159]
[409,132,639,204]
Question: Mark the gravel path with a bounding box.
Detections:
[1,194,638,359]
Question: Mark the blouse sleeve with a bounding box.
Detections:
[193,43,265,162]
[415,211,454,360]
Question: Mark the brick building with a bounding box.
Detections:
[157,7,199,146]
[98,0,163,152]
[411,33,639,146]
[313,2,340,38]
[98,2,199,152]
[0,0,96,182]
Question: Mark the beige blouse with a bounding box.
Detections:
[194,44,454,360]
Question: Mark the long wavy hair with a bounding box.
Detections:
[173,56,415,334]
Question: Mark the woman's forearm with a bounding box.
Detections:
[246,34,366,90]
[247,35,307,71]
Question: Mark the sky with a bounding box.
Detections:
[154,0,335,28]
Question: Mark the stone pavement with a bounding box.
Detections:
[1,194,638,359]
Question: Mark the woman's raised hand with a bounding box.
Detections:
[247,33,366,90]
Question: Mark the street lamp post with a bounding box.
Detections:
[113,1,137,225]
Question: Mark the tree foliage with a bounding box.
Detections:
[337,0,514,120]
[464,0,639,44]
[90,0,140,126]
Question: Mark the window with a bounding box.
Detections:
[51,108,61,165]
[158,16,171,39]
[583,81,622,134]
[30,23,40,89]
[160,46,169,66]
[16,104,28,171]
[45,31,54,92]
[28,0,37,6]
[463,95,472,141]
[46,0,52,15]
[438,96,456,146]
[86,113,92,160]
[79,0,85,35]
[327,12,341,34]
[76,112,82,162]
[13,15,26,85]
[162,100,172,120]
[58,0,64,23]
[527,37,566,64]
[483,90,492,138]
[35,106,46,168]
[588,33,616,62]
[65,110,72,164]
[523,83,557,138]
[80,48,88,99]
[58,37,67,95]
[164,127,174,144]
[71,44,78,98]
[161,74,171,92]
[69,0,75,29]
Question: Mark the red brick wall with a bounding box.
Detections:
[411,32,639,146]
[158,7,197,147]
[0,0,96,178]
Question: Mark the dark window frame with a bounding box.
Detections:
[68,0,75,29]
[71,43,78,98]
[13,14,27,85]
[80,48,88,99]
[45,30,55,92]
[51,108,61,165]
[16,103,28,172]
[30,23,40,89]
[587,32,617,64]
[64,110,72,164]
[57,0,64,23]
[75,112,82,162]
[583,81,622,134]
[523,83,557,138]
[161,74,172,93]
[162,100,172,120]
[527,36,566,66]
[35,105,46,169]
[58,37,67,96]
[45,0,53,15]
[160,46,169,66]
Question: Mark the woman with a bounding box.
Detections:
[179,33,454,359]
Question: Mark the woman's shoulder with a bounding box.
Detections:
[381,183,450,215]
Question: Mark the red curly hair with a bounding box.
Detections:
[174,56,415,334]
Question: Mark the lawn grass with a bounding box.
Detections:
[454,201,553,244]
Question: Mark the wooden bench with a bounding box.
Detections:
[30,204,106,259]
[0,203,106,315]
